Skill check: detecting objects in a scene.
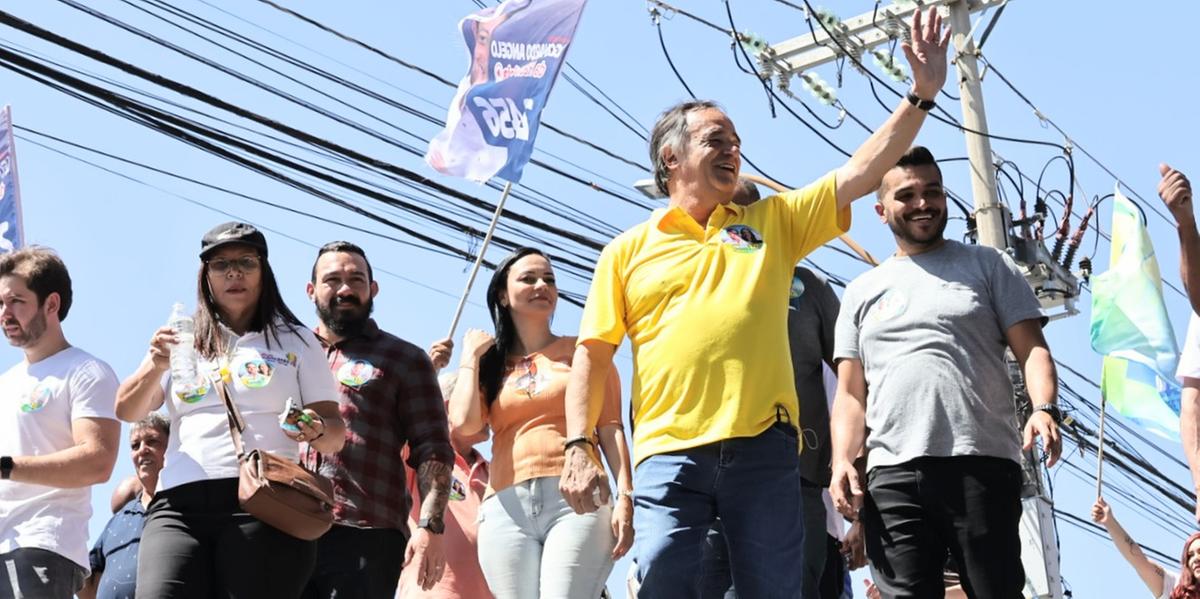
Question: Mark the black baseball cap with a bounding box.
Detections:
[199,222,268,259]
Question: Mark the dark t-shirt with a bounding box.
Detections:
[788,267,840,487]
[88,496,146,599]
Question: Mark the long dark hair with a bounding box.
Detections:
[1172,533,1200,599]
[479,247,548,406]
[194,247,305,359]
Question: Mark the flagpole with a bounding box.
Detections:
[1095,390,1108,498]
[446,181,512,341]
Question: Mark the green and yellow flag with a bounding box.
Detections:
[1089,187,1181,439]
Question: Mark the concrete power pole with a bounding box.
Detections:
[946,1,1007,250]
[764,2,1068,597]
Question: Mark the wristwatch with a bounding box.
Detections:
[563,435,594,453]
[1,456,12,480]
[1032,404,1063,425]
[905,90,936,112]
[418,516,445,535]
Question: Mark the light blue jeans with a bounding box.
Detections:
[477,475,615,599]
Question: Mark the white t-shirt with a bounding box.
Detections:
[1157,568,1178,599]
[0,346,119,570]
[1178,313,1200,381]
[159,323,341,491]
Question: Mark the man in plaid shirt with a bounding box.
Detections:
[302,241,455,599]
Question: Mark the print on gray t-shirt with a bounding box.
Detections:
[833,240,1044,471]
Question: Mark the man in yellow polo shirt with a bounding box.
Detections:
[560,9,950,597]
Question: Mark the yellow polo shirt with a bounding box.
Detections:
[579,172,846,465]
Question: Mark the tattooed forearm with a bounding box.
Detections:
[417,460,451,521]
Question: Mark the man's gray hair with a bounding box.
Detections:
[132,412,170,439]
[649,100,723,196]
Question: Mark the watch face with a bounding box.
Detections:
[420,517,445,534]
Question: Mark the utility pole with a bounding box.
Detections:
[763,2,1069,597]
[946,1,1007,249]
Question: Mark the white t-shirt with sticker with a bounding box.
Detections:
[0,346,119,570]
[159,323,341,491]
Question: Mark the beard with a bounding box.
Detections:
[3,310,46,348]
[317,295,374,337]
[888,209,948,248]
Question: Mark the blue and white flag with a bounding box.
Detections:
[0,106,23,252]
[426,0,587,184]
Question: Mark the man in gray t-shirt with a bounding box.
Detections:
[828,146,1062,598]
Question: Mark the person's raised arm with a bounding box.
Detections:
[1092,497,1167,595]
[9,417,119,488]
[1006,319,1061,467]
[1159,164,1200,315]
[835,8,949,208]
[830,358,868,519]
[561,339,616,514]
[447,329,494,436]
[115,325,173,422]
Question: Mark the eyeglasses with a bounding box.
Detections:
[206,256,261,274]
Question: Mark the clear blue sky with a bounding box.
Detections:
[0,1,1195,596]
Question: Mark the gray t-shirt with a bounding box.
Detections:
[833,240,1043,471]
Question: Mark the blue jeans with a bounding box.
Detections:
[698,484,827,599]
[476,476,615,599]
[634,422,804,598]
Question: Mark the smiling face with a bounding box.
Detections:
[1187,537,1200,579]
[204,244,263,319]
[500,253,557,319]
[876,163,948,252]
[129,426,166,482]
[0,275,53,348]
[665,107,742,201]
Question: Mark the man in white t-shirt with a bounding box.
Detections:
[0,246,121,598]
[1157,164,1200,524]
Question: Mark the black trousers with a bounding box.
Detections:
[0,548,85,599]
[300,524,406,599]
[862,456,1024,599]
[135,478,317,599]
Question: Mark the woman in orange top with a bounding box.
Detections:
[449,247,631,599]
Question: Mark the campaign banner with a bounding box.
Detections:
[426,0,587,184]
[0,106,23,252]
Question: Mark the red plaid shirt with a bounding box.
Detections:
[306,320,454,533]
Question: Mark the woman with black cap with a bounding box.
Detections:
[115,222,345,598]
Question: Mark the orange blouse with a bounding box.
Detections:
[481,336,622,496]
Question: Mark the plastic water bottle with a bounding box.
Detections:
[167,303,200,395]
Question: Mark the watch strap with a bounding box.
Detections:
[905,91,936,112]
[1033,404,1063,424]
[1,456,13,480]
[563,435,594,452]
[418,516,445,534]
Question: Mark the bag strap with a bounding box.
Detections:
[216,380,247,460]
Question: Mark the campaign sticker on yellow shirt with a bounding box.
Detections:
[19,383,52,413]
[237,358,273,389]
[719,224,764,253]
[337,359,376,388]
